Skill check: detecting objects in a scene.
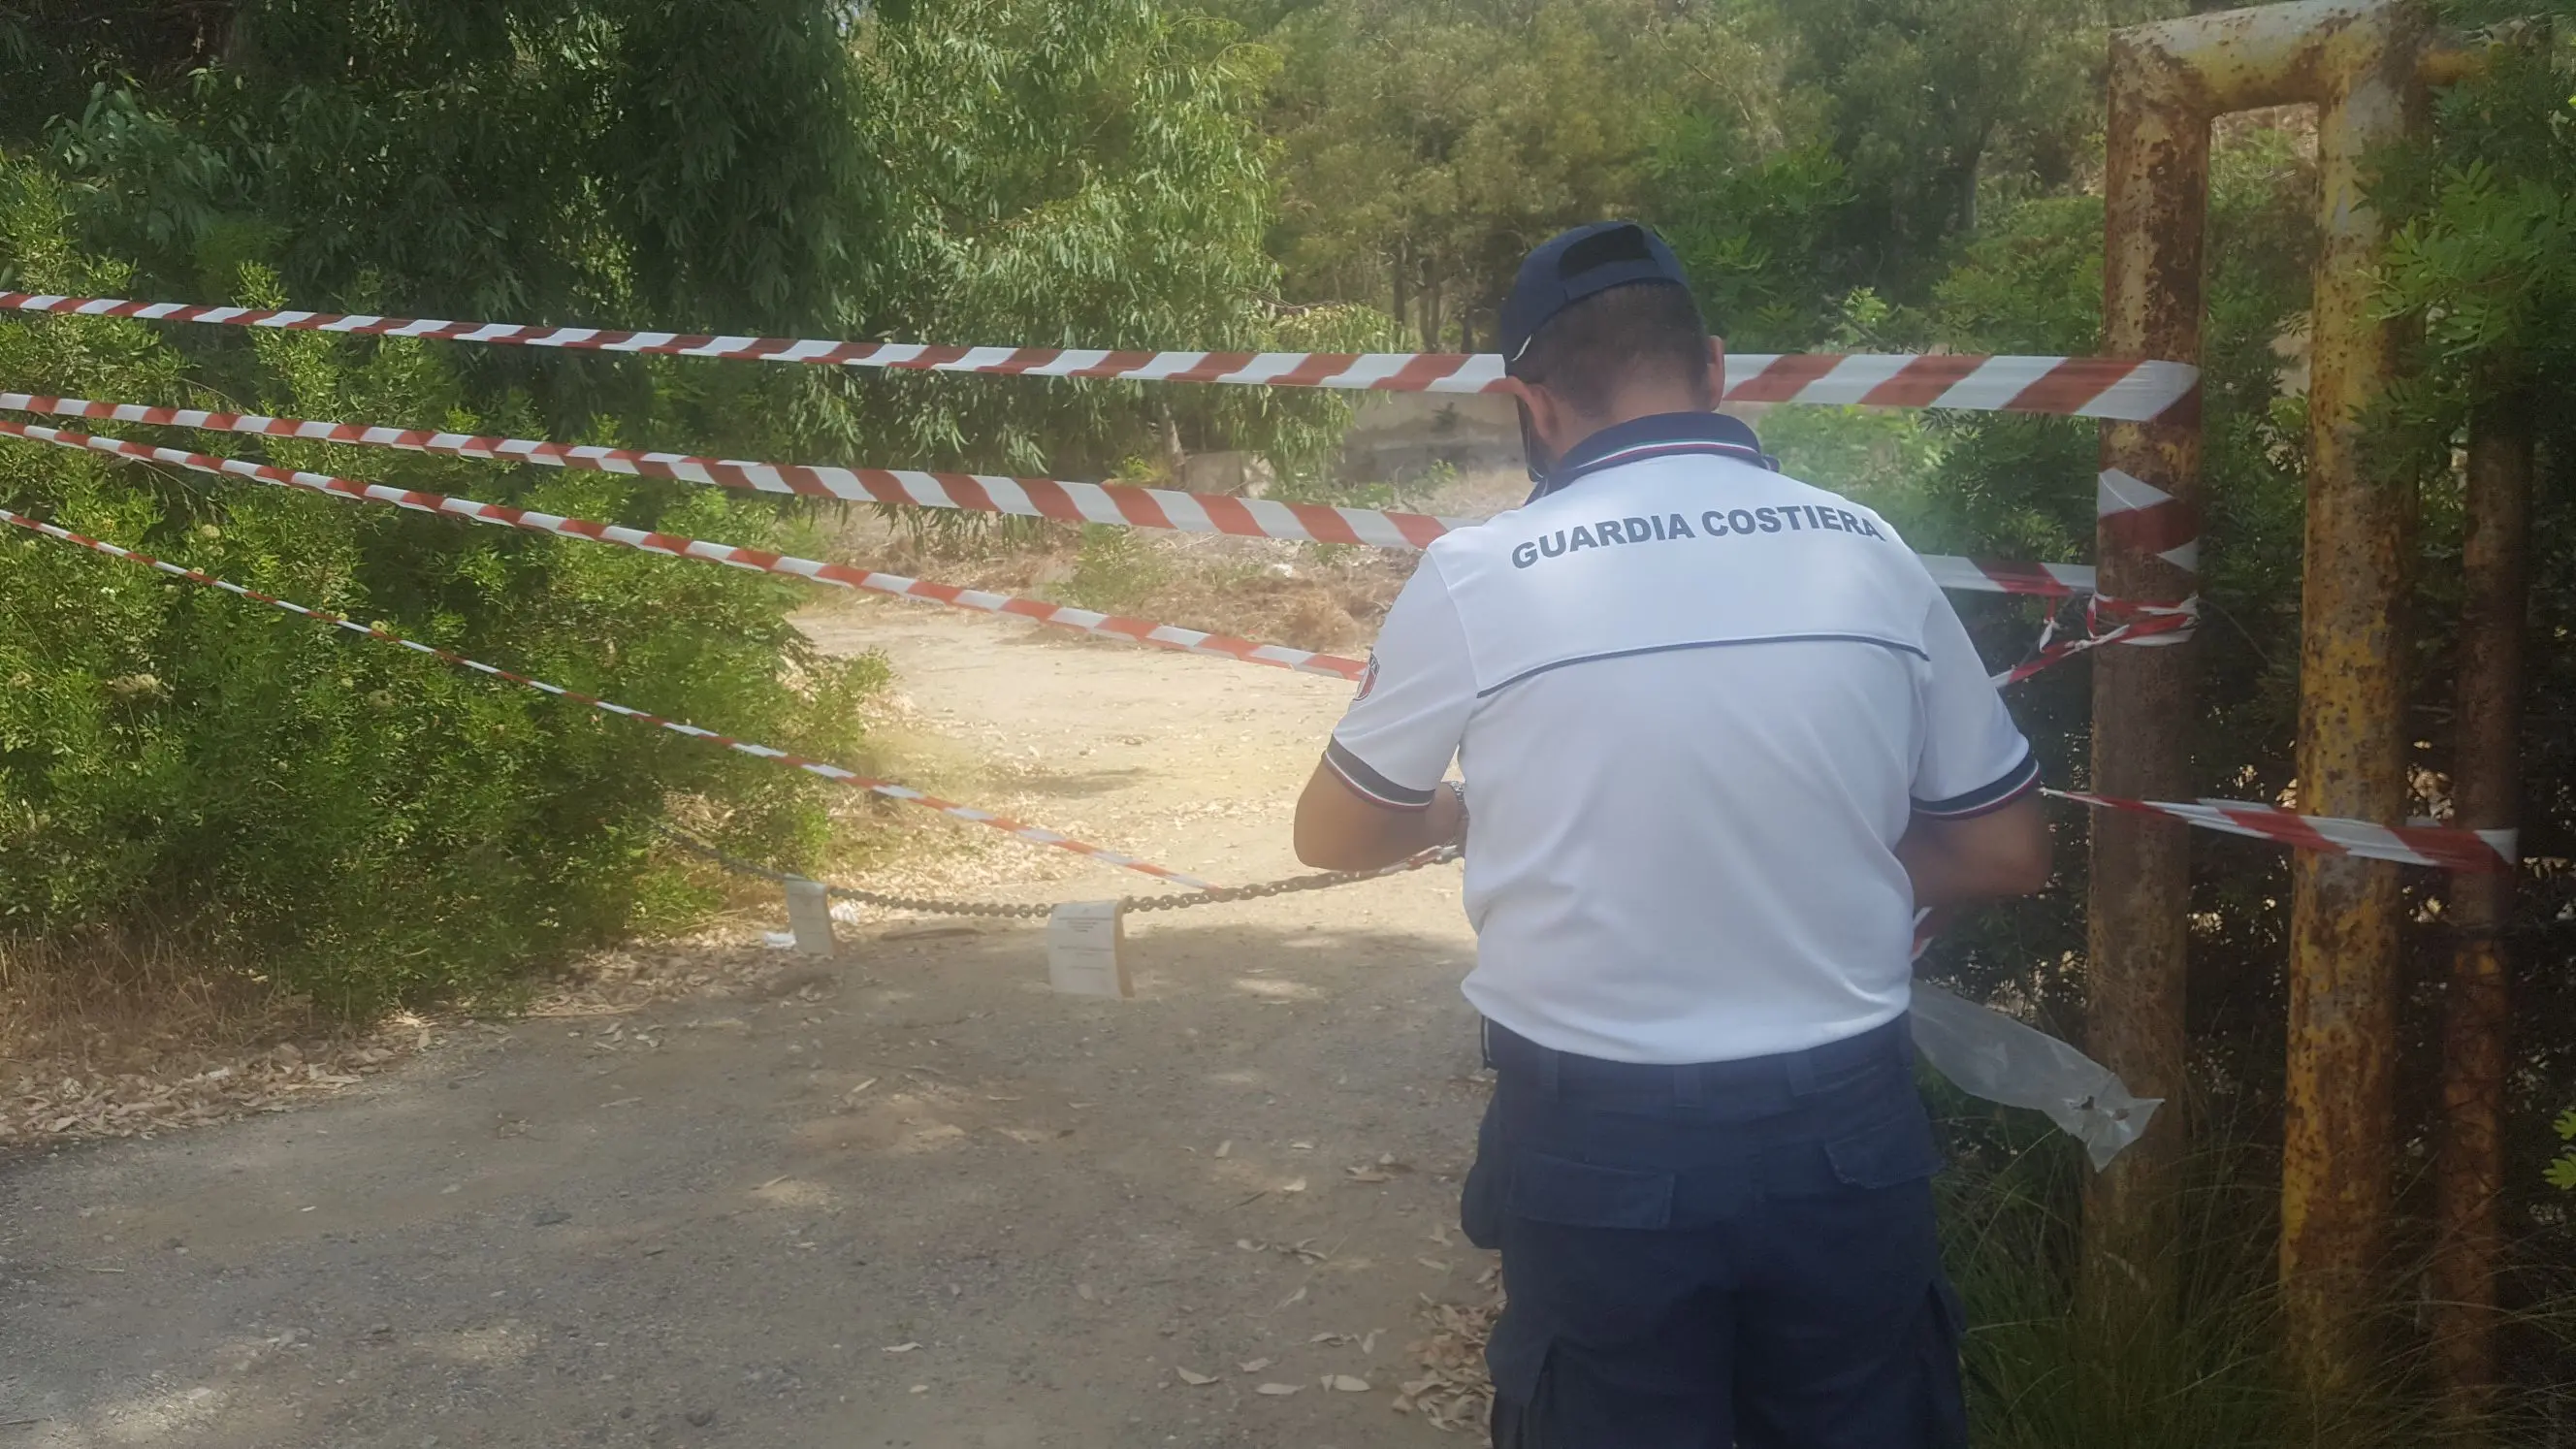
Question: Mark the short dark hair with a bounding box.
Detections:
[1511,280,1713,416]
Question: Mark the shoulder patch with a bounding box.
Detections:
[1354,652,1381,701]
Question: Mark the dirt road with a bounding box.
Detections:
[0,596,1493,1448]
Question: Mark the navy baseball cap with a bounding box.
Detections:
[1499,221,1699,375]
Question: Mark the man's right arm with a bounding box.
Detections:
[1896,793,2052,909]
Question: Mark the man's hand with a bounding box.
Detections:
[1294,760,1465,871]
[1895,792,2051,910]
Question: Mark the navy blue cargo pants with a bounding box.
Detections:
[1464,1015,1968,1449]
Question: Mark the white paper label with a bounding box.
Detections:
[1046,901,1131,999]
[784,879,835,957]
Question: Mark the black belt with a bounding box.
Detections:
[1480,1014,1912,1103]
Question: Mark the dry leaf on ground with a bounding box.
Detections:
[1396,1292,1503,1432]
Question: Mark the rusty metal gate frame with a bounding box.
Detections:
[2087,0,2444,1396]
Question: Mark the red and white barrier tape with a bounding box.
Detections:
[0,418,1368,684]
[10,486,2485,886]
[0,392,2100,598]
[2098,467,2199,576]
[0,393,1463,550]
[0,504,1216,888]
[1990,598,2198,688]
[0,293,2198,419]
[14,405,2150,696]
[2047,789,2516,873]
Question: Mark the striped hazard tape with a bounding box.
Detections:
[0,504,1215,888]
[2098,467,2199,576]
[0,293,2198,419]
[2047,790,2515,873]
[0,418,1368,683]
[1989,598,2198,688]
[5,408,2147,697]
[0,393,2099,597]
[0,392,1457,548]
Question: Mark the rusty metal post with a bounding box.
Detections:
[2430,389,2531,1414]
[2087,24,2209,1289]
[2277,2,2429,1396]
[2087,3,2431,1393]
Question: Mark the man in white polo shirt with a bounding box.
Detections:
[1292,221,2050,1447]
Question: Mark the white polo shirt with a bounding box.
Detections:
[1327,412,2037,1065]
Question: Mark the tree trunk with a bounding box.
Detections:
[1159,404,1187,484]
[2083,21,2210,1322]
[2430,388,2531,1427]
[1392,239,1413,349]
[2278,11,2426,1395]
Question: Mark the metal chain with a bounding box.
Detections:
[1115,847,1464,912]
[653,822,1458,919]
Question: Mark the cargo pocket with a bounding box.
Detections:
[1506,1151,1676,1230]
[1918,1276,1970,1449]
[1487,1345,1559,1449]
[1823,1107,1946,1190]
[1461,1095,1507,1250]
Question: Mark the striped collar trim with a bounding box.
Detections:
[1530,412,1777,500]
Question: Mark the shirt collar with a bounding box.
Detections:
[1528,410,1778,502]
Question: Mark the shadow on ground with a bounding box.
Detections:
[0,914,1491,1449]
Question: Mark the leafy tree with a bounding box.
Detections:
[1242,0,2174,350]
[23,0,1349,475]
[0,0,1351,1010]
[38,2,876,332]
[0,162,878,1012]
[2372,4,2576,1253]
[1250,0,1691,349]
[830,0,1376,482]
[1766,0,2153,293]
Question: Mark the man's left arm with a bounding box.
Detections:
[1295,765,1467,871]
[1292,563,1476,871]
[1901,588,2052,908]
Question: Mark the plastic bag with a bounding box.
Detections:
[1910,981,2162,1171]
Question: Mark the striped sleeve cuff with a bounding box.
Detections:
[1913,750,2041,820]
[1325,739,1435,810]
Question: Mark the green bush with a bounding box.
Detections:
[0,165,880,1014]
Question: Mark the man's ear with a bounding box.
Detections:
[1496,375,1570,455]
[1705,336,1729,408]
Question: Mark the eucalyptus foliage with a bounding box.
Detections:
[0,0,1343,1007]
[0,162,878,1012]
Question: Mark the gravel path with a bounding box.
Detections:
[0,596,1492,1448]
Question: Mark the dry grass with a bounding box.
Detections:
[2,928,318,1076]
[0,911,867,1149]
[0,928,428,1147]
[831,515,1405,653]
